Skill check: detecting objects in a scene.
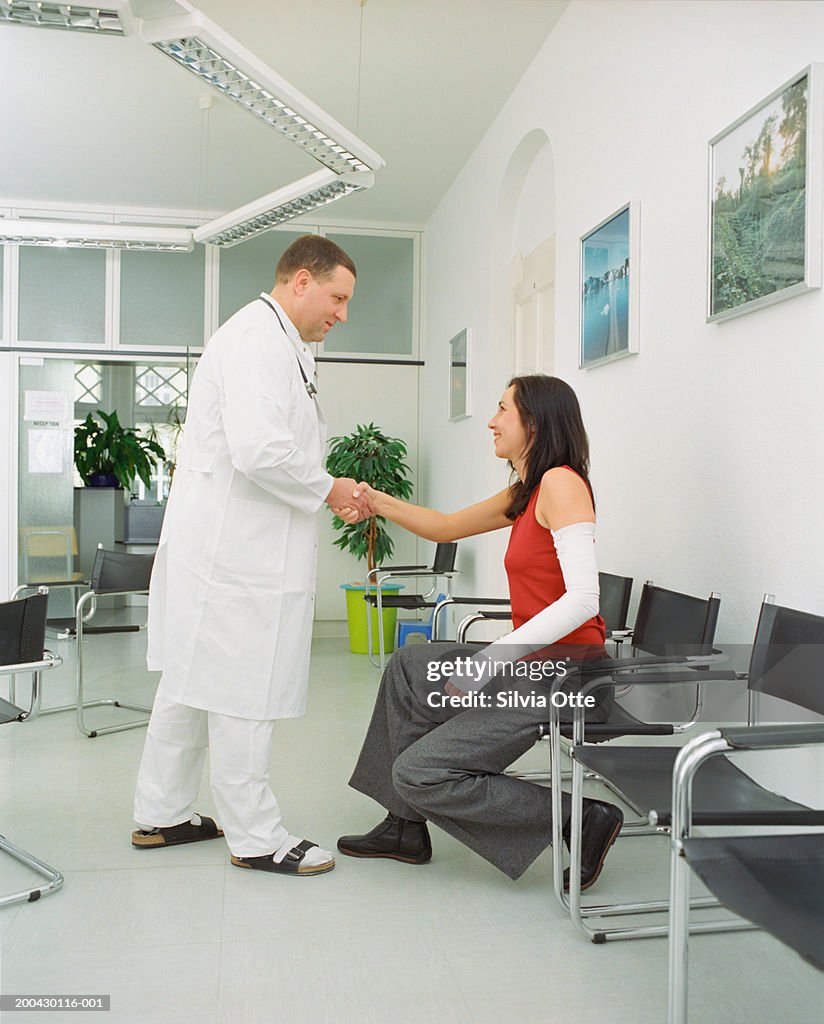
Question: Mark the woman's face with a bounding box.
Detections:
[488,385,531,464]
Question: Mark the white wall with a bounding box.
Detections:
[422,0,824,644]
[420,0,824,802]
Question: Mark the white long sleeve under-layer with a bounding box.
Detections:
[451,520,600,694]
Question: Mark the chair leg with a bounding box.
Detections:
[0,833,63,908]
[72,592,152,738]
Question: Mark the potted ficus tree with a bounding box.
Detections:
[326,423,413,654]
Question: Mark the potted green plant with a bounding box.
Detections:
[74,410,166,489]
[326,423,413,654]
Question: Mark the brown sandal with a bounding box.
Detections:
[132,815,224,849]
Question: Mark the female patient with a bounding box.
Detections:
[337,374,623,888]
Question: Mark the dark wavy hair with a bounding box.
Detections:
[504,374,593,521]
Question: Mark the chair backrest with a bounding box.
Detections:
[91,548,155,595]
[598,572,633,632]
[431,542,458,574]
[0,592,47,667]
[19,526,77,583]
[747,599,824,717]
[632,582,720,657]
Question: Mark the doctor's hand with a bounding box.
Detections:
[326,477,373,520]
[351,481,387,516]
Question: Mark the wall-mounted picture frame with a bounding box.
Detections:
[708,63,824,323]
[579,201,640,369]
[448,328,470,421]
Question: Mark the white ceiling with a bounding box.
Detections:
[0,0,567,226]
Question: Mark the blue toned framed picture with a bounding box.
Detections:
[579,202,640,369]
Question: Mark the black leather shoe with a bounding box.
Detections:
[563,799,623,892]
[337,813,432,864]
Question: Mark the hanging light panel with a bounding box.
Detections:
[0,1,127,34]
[141,11,384,176]
[0,219,194,251]
[193,170,374,248]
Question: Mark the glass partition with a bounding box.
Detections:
[323,233,414,355]
[18,247,106,345]
[120,247,206,348]
[217,229,307,326]
[17,357,77,616]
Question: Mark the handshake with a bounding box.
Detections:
[325,478,380,524]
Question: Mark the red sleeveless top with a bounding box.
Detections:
[503,471,605,647]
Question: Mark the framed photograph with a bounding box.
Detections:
[448,328,470,420]
[708,64,824,322]
[579,202,640,369]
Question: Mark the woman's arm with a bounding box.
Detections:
[452,469,600,692]
[352,483,511,543]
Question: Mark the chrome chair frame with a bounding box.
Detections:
[1,592,64,907]
[560,594,824,943]
[38,547,155,737]
[365,543,459,669]
[667,725,824,1023]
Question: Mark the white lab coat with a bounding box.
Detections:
[146,295,333,720]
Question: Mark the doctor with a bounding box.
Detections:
[132,234,370,877]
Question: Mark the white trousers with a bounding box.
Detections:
[133,679,289,857]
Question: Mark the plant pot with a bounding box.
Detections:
[87,473,120,488]
[340,582,403,655]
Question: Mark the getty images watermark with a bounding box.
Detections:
[424,655,597,710]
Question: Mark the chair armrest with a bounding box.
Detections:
[577,668,738,697]
[366,564,427,583]
[719,723,824,749]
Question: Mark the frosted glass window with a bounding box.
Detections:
[120,247,205,347]
[218,229,307,326]
[324,234,414,355]
[19,247,106,344]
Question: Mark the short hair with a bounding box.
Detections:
[275,234,356,284]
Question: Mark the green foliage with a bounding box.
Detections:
[712,80,808,314]
[326,423,413,571]
[74,410,166,490]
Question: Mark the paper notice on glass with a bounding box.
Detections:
[24,390,70,423]
[28,429,64,474]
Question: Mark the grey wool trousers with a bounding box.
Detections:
[348,641,609,881]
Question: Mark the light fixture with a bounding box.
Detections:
[0,219,194,251]
[0,1,129,34]
[140,10,384,176]
[193,170,374,248]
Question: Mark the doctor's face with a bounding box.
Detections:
[293,264,356,344]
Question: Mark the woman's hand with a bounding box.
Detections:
[352,481,387,515]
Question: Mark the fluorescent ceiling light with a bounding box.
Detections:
[193,170,374,248]
[140,11,384,176]
[0,1,128,33]
[0,219,194,251]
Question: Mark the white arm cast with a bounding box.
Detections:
[456,521,600,692]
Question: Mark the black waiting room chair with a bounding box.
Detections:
[0,590,64,908]
[38,546,156,737]
[548,582,738,926]
[564,595,824,945]
[364,542,459,669]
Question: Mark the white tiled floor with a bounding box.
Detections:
[1,625,822,1023]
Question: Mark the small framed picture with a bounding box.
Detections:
[448,328,470,421]
[708,64,824,322]
[579,202,640,369]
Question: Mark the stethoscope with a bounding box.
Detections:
[257,295,319,400]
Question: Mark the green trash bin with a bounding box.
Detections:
[340,582,404,655]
